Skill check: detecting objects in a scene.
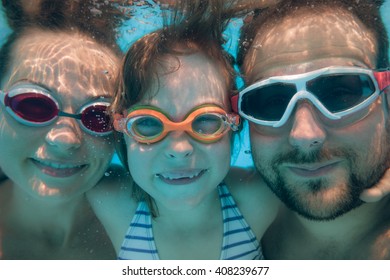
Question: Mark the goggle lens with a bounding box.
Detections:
[241,83,296,121]
[8,92,59,123]
[130,116,164,139]
[81,104,112,133]
[192,113,225,136]
[307,73,375,113]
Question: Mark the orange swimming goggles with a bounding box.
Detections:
[113,105,240,144]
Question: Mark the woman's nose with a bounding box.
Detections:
[45,117,82,151]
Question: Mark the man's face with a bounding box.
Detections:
[243,8,390,220]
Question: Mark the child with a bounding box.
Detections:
[88,0,279,260]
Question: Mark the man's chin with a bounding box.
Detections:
[273,179,365,221]
[281,190,364,221]
[294,200,363,221]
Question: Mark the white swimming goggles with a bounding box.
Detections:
[231,66,390,127]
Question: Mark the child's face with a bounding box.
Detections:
[125,52,232,211]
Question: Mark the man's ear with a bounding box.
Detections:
[387,87,390,107]
[385,87,390,116]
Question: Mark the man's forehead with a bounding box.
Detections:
[243,8,377,83]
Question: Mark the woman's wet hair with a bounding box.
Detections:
[0,0,126,86]
[236,0,389,71]
[112,0,237,216]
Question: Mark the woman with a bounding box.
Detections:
[0,0,124,259]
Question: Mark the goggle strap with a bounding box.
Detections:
[374,71,390,92]
[227,114,240,131]
[58,111,81,120]
[113,113,126,132]
[231,94,239,113]
[3,92,10,107]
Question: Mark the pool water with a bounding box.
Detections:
[1,1,389,168]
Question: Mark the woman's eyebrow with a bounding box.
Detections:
[10,79,112,100]
[10,79,53,92]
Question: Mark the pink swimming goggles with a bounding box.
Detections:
[0,84,112,135]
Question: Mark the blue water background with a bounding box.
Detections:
[1,1,389,168]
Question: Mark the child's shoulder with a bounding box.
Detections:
[224,167,280,239]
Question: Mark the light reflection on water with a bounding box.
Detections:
[0,1,389,168]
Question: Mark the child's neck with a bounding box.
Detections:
[152,187,223,260]
[154,186,221,230]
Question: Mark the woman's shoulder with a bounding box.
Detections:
[87,164,133,200]
[87,164,139,252]
[87,164,137,218]
[0,178,12,221]
[0,169,8,184]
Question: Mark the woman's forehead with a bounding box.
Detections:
[4,30,118,97]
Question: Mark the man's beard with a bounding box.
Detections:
[253,124,390,221]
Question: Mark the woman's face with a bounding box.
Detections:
[125,53,232,211]
[0,29,119,201]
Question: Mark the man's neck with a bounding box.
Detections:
[263,197,390,259]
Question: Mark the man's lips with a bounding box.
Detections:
[31,158,87,178]
[156,169,207,185]
[286,161,341,178]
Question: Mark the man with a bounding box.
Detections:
[233,0,390,259]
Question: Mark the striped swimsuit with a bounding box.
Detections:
[118,183,263,260]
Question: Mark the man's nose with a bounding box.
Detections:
[288,102,326,151]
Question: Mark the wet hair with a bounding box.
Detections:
[112,0,236,113]
[111,0,236,216]
[0,0,126,86]
[237,0,389,73]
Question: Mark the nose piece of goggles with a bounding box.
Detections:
[113,105,240,144]
[0,84,113,135]
[231,66,390,127]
